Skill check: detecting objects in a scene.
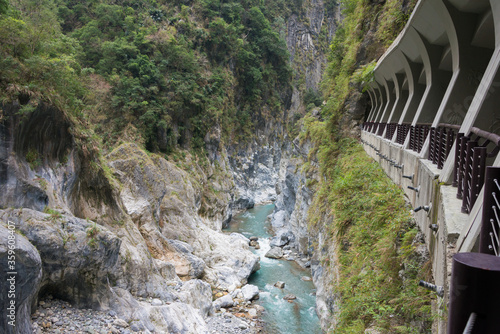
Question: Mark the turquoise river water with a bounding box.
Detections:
[225,204,322,334]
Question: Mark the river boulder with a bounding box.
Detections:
[270,230,295,247]
[177,279,213,318]
[241,284,259,301]
[213,294,235,310]
[166,239,206,279]
[274,281,286,289]
[265,247,283,259]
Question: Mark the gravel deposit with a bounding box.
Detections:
[31,295,265,334]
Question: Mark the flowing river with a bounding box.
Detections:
[225,204,322,334]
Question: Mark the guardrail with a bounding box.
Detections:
[427,124,461,169]
[396,123,411,145]
[409,123,431,153]
[362,122,500,215]
[479,167,500,256]
[448,167,500,333]
[385,123,397,140]
[453,127,500,214]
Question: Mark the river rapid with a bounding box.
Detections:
[225,204,322,334]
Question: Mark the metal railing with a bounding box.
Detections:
[452,128,500,214]
[362,122,374,132]
[479,167,500,256]
[396,123,411,145]
[409,123,431,153]
[427,124,461,169]
[447,167,500,333]
[364,121,379,133]
[385,123,397,140]
[377,123,386,136]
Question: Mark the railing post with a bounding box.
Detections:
[377,123,386,136]
[420,126,430,153]
[453,133,464,187]
[447,252,500,334]
[457,136,470,199]
[428,127,435,161]
[461,141,478,213]
[479,167,500,255]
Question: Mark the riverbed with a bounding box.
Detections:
[225,204,322,334]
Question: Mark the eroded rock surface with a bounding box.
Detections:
[0,224,42,334]
[0,136,260,332]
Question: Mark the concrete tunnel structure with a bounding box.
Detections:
[361,0,500,332]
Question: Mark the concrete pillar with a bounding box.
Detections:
[410,31,452,126]
[379,78,396,123]
[401,28,452,149]
[378,76,397,137]
[370,84,380,122]
[432,2,493,128]
[388,73,409,123]
[366,88,377,121]
[399,56,426,124]
[439,2,498,183]
[372,80,388,125]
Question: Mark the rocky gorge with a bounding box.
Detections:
[0,0,437,331]
[0,0,346,333]
[0,104,266,332]
[0,103,331,333]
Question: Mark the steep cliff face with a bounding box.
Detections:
[227,122,285,208]
[221,1,341,330]
[227,0,339,204]
[268,110,338,330]
[287,0,339,92]
[0,104,261,332]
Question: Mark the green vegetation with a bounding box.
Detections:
[303,88,323,111]
[86,219,100,248]
[301,0,430,332]
[321,0,416,121]
[25,148,41,169]
[0,0,293,153]
[43,207,63,222]
[302,110,434,330]
[34,177,48,190]
[308,139,432,332]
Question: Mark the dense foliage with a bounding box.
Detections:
[301,114,433,332]
[321,0,415,121]
[1,0,434,331]
[0,0,293,152]
[300,0,432,332]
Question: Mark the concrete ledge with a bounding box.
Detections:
[361,130,474,327]
[440,185,469,243]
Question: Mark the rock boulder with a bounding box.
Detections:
[0,224,42,334]
[265,247,283,259]
[240,284,259,301]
